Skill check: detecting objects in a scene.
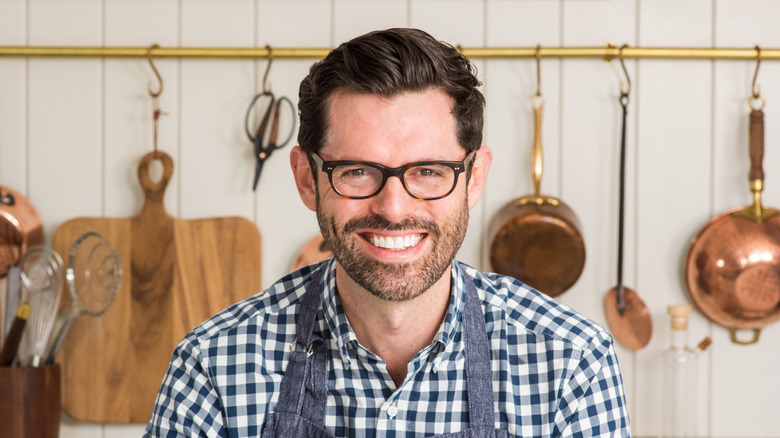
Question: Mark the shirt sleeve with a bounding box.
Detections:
[144,337,227,437]
[555,331,631,437]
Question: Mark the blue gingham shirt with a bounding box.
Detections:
[145,259,630,437]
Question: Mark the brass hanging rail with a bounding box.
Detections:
[0,44,779,60]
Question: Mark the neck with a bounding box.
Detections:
[335,263,452,387]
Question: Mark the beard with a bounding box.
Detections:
[316,194,469,302]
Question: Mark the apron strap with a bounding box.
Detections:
[463,278,497,428]
[272,269,328,425]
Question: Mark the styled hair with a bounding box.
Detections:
[297,28,484,157]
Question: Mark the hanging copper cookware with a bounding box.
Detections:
[685,103,780,345]
[0,186,44,278]
[488,88,585,297]
[604,88,652,351]
[291,234,333,272]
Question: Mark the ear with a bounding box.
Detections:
[466,146,492,209]
[290,146,317,211]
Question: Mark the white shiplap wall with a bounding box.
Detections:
[1,0,779,436]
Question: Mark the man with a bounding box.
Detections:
[146,28,630,437]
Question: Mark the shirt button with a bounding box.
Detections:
[387,403,398,418]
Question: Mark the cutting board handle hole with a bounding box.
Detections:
[147,158,164,184]
[138,151,174,196]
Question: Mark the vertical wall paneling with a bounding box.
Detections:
[711,1,780,435]
[482,0,562,272]
[254,0,334,286]
[409,0,484,48]
[30,2,106,437]
[333,0,409,43]
[103,0,181,219]
[559,4,639,423]
[411,1,486,269]
[0,0,27,191]
[27,0,104,237]
[635,1,714,435]
[179,0,256,220]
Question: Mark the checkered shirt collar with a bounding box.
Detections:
[319,258,467,364]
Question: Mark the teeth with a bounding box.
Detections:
[370,234,422,251]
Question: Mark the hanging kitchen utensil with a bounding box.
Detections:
[291,234,333,272]
[0,185,43,278]
[245,46,296,191]
[685,48,780,345]
[3,267,21,344]
[16,246,64,367]
[0,245,63,366]
[49,53,262,422]
[44,231,121,364]
[488,46,586,297]
[604,48,652,351]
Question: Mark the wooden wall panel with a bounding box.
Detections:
[179,1,256,220]
[411,2,486,269]
[482,1,561,274]
[710,1,780,435]
[0,0,26,192]
[557,0,639,425]
[635,1,714,435]
[254,1,332,286]
[103,0,180,219]
[27,1,103,235]
[333,0,409,43]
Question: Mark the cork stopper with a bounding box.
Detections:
[668,305,692,330]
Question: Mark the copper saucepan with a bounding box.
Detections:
[685,108,780,345]
[0,186,44,278]
[488,98,585,297]
[291,234,333,272]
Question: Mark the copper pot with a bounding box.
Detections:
[685,109,780,345]
[291,234,333,272]
[0,186,44,278]
[488,100,585,297]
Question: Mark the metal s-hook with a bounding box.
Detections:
[618,44,631,100]
[147,44,163,98]
[750,45,766,110]
[261,45,274,93]
[752,45,762,98]
[535,44,542,98]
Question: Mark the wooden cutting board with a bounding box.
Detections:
[51,151,262,423]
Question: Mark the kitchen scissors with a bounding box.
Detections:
[245,91,296,191]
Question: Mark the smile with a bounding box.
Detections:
[365,233,424,251]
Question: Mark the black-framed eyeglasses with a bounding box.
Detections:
[309,151,476,200]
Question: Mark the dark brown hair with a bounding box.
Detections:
[297,28,484,157]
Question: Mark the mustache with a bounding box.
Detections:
[343,215,439,236]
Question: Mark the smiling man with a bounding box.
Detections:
[146,28,630,437]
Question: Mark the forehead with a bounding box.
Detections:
[322,88,461,163]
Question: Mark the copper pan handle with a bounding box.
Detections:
[729,327,761,345]
[749,109,764,182]
[531,97,544,197]
[749,110,765,219]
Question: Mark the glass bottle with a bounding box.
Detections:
[661,304,697,438]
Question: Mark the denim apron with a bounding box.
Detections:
[261,271,507,438]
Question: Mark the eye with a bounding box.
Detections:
[334,165,377,183]
[409,166,446,179]
[417,168,440,177]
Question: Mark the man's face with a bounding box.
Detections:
[313,88,473,302]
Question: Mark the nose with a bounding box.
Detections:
[368,175,416,222]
